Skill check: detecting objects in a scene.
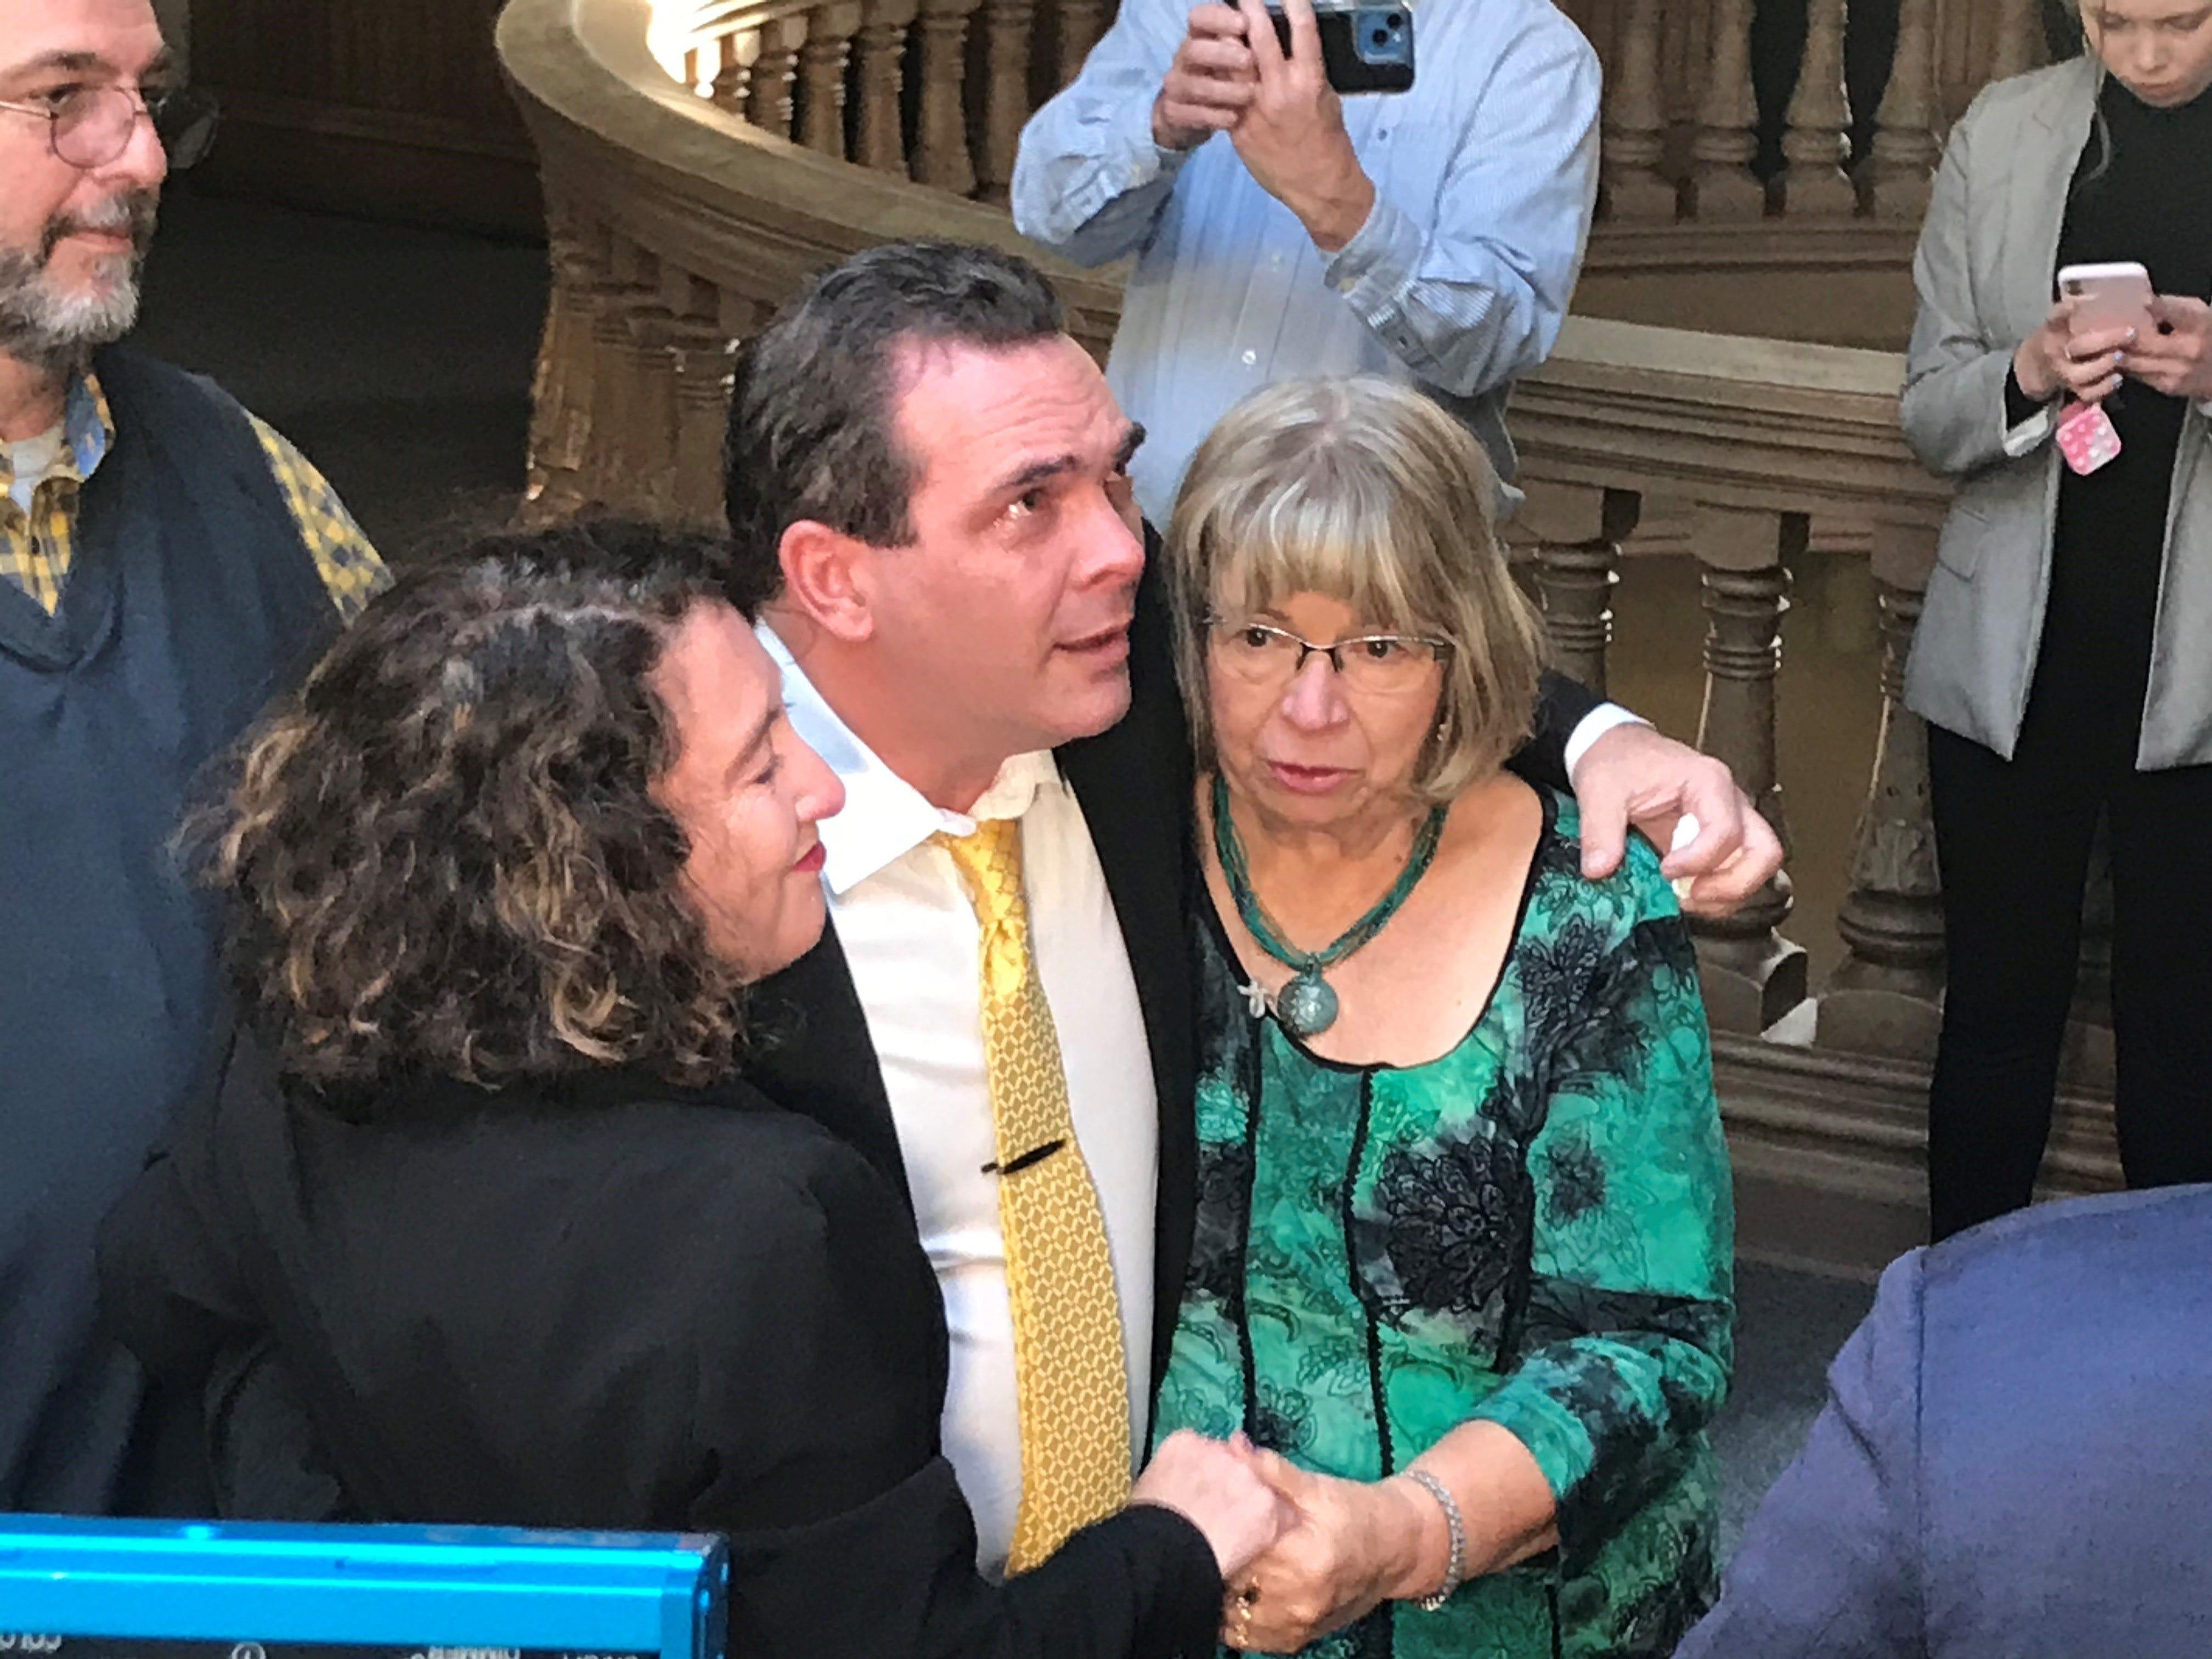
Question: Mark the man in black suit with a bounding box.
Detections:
[1675,1185,2212,1656]
[728,240,1779,1584]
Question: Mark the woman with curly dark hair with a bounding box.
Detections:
[97,517,1280,1658]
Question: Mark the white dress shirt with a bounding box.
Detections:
[761,626,1159,1577]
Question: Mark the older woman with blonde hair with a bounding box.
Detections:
[1152,377,1735,1657]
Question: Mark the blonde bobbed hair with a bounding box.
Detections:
[1164,375,1547,806]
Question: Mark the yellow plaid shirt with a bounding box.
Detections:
[0,371,388,620]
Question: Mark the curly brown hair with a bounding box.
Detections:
[200,516,777,1097]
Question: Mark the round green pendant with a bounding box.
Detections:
[1276,971,1339,1038]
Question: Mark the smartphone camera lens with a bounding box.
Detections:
[1372,25,1390,42]
[1385,11,1403,24]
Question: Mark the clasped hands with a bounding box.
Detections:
[1149,0,1376,251]
[2016,294,2212,408]
[1133,1431,1453,1654]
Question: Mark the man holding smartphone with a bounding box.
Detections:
[1012,0,1599,528]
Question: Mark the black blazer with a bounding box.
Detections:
[744,531,1598,1398]
[98,1027,1226,1659]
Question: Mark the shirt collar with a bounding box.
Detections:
[759,622,1062,897]
[0,370,115,496]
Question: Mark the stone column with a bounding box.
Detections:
[523,212,600,525]
[912,0,985,195]
[745,17,809,140]
[709,30,755,112]
[1864,0,1939,222]
[1056,0,1110,86]
[1990,0,2041,80]
[797,2,864,157]
[1690,0,1766,221]
[1818,520,1946,1059]
[1601,0,1677,223]
[1522,482,1641,698]
[1780,0,1860,217]
[1689,503,1809,1034]
[975,0,1039,204]
[854,0,920,173]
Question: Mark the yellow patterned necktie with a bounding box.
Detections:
[935,817,1132,1572]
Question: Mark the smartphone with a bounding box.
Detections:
[1267,4,1415,94]
[2058,261,2156,337]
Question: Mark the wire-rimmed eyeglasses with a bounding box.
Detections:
[1205,616,1453,695]
[0,84,219,172]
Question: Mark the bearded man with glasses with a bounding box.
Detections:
[0,0,387,1516]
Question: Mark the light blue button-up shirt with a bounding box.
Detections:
[1012,0,1601,526]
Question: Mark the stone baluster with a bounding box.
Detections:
[1601,0,1677,223]
[1818,521,1945,1059]
[1689,503,1809,1034]
[746,17,808,140]
[1780,0,1858,216]
[853,0,919,173]
[1689,0,1765,221]
[668,278,738,531]
[623,287,686,521]
[1522,482,1640,697]
[975,0,1039,205]
[796,2,864,157]
[1864,0,1939,221]
[708,29,754,112]
[523,213,601,524]
[1990,0,2041,80]
[912,0,984,195]
[1055,0,1109,86]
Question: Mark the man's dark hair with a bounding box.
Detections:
[722,240,1067,596]
[196,515,774,1099]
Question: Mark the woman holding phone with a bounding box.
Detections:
[1901,0,2212,1239]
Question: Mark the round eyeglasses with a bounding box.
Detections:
[0,84,220,172]
[1206,617,1452,695]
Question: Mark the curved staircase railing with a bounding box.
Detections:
[496,0,2113,1272]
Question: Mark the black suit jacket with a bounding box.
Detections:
[744,529,1597,1403]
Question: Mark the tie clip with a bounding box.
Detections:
[981,1138,1066,1177]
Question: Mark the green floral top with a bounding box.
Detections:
[1154,790,1735,1658]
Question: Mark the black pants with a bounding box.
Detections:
[1926,719,2212,1240]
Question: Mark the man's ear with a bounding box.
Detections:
[776,520,876,643]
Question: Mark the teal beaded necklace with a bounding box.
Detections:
[1210,772,1449,1039]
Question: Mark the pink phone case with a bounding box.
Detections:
[2057,401,2123,476]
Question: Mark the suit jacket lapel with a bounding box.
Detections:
[1058,534,1200,1400]
[743,917,911,1215]
[2004,57,2101,341]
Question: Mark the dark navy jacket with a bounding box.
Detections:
[0,346,334,1513]
[1679,1186,2212,1657]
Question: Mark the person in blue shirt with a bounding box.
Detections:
[1011,0,1599,526]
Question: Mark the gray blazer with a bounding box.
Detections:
[1900,55,2212,769]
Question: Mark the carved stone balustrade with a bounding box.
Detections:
[498,0,2118,1277]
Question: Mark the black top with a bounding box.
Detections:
[97,1028,1224,1659]
[2021,75,2212,753]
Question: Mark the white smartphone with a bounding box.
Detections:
[2058,261,2156,337]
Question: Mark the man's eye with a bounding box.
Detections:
[1007,488,1047,521]
[33,84,87,111]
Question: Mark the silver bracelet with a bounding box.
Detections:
[1402,1468,1466,1612]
